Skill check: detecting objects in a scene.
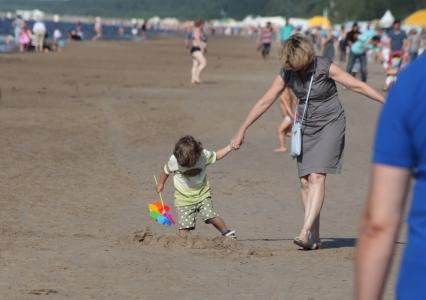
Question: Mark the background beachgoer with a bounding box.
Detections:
[407,28,421,62]
[322,27,338,60]
[93,17,102,41]
[279,17,295,46]
[190,18,207,84]
[18,24,30,52]
[386,20,408,61]
[274,88,294,153]
[258,22,273,60]
[338,24,347,63]
[33,19,46,52]
[12,15,23,45]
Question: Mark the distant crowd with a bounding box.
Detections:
[1,15,150,53]
[9,15,64,53]
[256,18,426,90]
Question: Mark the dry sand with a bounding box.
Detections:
[0,37,404,299]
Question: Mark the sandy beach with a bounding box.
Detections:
[0,37,403,299]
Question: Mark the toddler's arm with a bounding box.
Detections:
[156,170,169,193]
[216,145,233,160]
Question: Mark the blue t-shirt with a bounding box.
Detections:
[387,30,407,52]
[279,24,294,41]
[373,53,426,300]
[350,33,373,54]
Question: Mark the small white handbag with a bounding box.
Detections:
[290,74,315,158]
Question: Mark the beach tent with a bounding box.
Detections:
[33,9,44,21]
[379,10,394,28]
[148,16,161,26]
[307,16,331,28]
[404,9,426,28]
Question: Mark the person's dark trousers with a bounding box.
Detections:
[346,51,356,73]
[346,51,367,82]
[358,53,367,82]
[339,48,346,63]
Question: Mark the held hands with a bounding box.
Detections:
[230,130,245,150]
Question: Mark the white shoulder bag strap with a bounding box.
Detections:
[293,73,315,127]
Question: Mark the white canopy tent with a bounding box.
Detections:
[379,10,395,28]
[241,15,307,29]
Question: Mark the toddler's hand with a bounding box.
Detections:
[156,183,164,193]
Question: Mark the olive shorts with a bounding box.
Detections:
[176,197,218,230]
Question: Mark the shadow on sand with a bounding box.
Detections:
[239,237,357,249]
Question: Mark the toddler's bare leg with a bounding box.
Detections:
[274,116,292,152]
[207,217,228,234]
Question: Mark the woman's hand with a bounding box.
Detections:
[230,129,245,150]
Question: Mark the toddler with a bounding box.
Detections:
[156,135,236,239]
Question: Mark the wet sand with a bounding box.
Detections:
[0,37,403,299]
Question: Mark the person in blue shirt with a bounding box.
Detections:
[356,53,426,300]
[347,31,379,82]
[279,17,295,46]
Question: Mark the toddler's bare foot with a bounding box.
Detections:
[273,147,287,153]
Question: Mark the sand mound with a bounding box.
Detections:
[133,227,274,257]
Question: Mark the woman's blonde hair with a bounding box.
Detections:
[280,35,315,71]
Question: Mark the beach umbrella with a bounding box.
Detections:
[379,10,395,28]
[307,16,331,28]
[404,9,426,28]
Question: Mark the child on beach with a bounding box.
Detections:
[274,88,295,153]
[156,135,236,239]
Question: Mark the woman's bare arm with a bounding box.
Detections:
[231,75,285,149]
[356,164,410,300]
[329,63,385,103]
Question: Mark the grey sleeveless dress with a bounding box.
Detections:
[281,56,346,177]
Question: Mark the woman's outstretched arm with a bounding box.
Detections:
[329,63,385,103]
[356,164,410,300]
[231,74,285,149]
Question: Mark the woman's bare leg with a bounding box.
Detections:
[191,56,199,84]
[297,173,326,245]
[193,51,206,82]
[300,175,309,220]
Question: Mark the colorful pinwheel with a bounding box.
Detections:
[149,175,175,226]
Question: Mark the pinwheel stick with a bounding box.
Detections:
[153,174,166,213]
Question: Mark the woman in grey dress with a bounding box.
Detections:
[231,35,384,249]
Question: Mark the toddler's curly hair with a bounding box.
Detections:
[173,135,203,168]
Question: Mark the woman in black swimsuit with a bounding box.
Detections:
[190,18,207,85]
